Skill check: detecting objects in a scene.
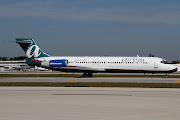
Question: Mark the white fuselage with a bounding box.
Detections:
[39,56,177,73]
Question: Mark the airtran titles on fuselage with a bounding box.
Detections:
[122,58,144,63]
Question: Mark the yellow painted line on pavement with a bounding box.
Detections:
[67,79,76,82]
[176,80,180,83]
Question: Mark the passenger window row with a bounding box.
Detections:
[68,61,149,64]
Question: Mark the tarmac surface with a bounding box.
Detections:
[0,87,180,120]
[0,77,180,83]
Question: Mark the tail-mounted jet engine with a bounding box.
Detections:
[41,60,68,69]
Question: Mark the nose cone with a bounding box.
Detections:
[170,65,178,73]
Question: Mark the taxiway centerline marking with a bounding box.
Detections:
[67,79,76,82]
[175,80,180,83]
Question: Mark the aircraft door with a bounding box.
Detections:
[154,62,158,68]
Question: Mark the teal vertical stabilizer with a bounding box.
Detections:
[16,38,50,59]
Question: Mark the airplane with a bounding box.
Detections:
[16,38,178,77]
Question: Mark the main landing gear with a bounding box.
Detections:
[83,72,93,77]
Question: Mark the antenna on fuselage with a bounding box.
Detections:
[137,55,139,57]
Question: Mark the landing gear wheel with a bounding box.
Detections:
[165,73,169,78]
[87,72,92,77]
[83,73,88,77]
[83,72,93,77]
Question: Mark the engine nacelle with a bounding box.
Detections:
[41,60,68,69]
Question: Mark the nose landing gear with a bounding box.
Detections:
[165,73,169,78]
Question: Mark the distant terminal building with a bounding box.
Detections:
[0,60,27,71]
[0,60,49,71]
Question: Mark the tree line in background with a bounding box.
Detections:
[0,55,179,64]
[0,56,27,61]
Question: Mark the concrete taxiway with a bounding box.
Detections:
[0,87,180,120]
[0,77,180,83]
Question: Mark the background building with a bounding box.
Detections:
[0,60,28,71]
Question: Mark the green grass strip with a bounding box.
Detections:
[0,82,180,88]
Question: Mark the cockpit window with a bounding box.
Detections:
[161,59,167,64]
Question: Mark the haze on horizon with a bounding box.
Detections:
[0,0,180,62]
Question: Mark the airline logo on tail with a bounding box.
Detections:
[16,38,50,59]
[26,45,41,58]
